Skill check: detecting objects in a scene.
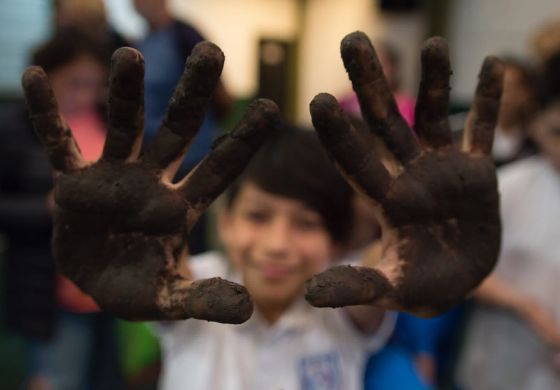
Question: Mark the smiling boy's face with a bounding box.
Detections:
[219,182,334,312]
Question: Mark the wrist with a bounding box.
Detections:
[514,296,536,319]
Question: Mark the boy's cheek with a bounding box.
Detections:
[300,238,334,275]
[218,217,256,267]
[225,241,251,271]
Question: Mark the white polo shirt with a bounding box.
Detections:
[458,156,560,389]
[494,156,560,322]
[156,251,395,390]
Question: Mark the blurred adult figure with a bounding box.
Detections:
[133,0,232,254]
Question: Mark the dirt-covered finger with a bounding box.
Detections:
[21,66,84,172]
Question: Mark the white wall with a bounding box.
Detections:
[448,0,560,102]
[169,0,299,100]
[104,0,148,40]
[296,0,380,123]
[170,0,392,124]
[0,0,51,94]
[377,11,427,99]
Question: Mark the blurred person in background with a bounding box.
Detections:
[0,29,122,390]
[492,58,540,167]
[339,39,415,127]
[133,0,233,255]
[458,99,560,389]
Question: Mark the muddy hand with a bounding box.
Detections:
[22,42,280,322]
[307,32,503,316]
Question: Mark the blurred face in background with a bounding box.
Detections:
[532,104,560,171]
[498,64,538,131]
[48,55,106,117]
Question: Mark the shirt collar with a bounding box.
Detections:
[237,296,311,337]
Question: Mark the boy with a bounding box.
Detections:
[157,128,394,389]
[21,32,504,389]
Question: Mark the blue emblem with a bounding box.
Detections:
[298,351,341,390]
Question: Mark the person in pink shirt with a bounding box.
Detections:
[339,39,415,127]
[0,28,122,390]
[36,30,108,315]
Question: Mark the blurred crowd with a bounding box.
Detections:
[1,1,560,389]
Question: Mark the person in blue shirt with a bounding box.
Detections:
[133,0,232,254]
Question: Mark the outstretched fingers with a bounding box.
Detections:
[156,277,253,323]
[93,260,253,323]
[310,93,391,203]
[463,56,505,155]
[102,47,145,161]
[341,31,420,164]
[415,37,453,149]
[179,99,281,231]
[21,67,84,172]
[143,41,225,172]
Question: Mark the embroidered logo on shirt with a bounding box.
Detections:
[298,352,341,390]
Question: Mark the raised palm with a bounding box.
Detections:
[306,32,503,316]
[22,42,279,322]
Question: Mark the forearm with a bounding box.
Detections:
[345,240,387,333]
[345,305,386,333]
[476,273,560,347]
[473,273,529,315]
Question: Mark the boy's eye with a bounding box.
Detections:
[243,210,269,223]
[294,216,322,231]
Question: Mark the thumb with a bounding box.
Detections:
[304,265,393,308]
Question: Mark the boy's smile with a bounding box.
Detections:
[245,256,300,282]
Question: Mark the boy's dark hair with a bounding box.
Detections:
[31,27,108,73]
[226,127,353,244]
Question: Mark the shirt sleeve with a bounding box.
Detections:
[323,253,397,352]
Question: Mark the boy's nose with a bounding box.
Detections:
[261,218,292,256]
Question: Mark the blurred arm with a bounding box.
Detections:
[344,241,387,333]
[475,274,560,348]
